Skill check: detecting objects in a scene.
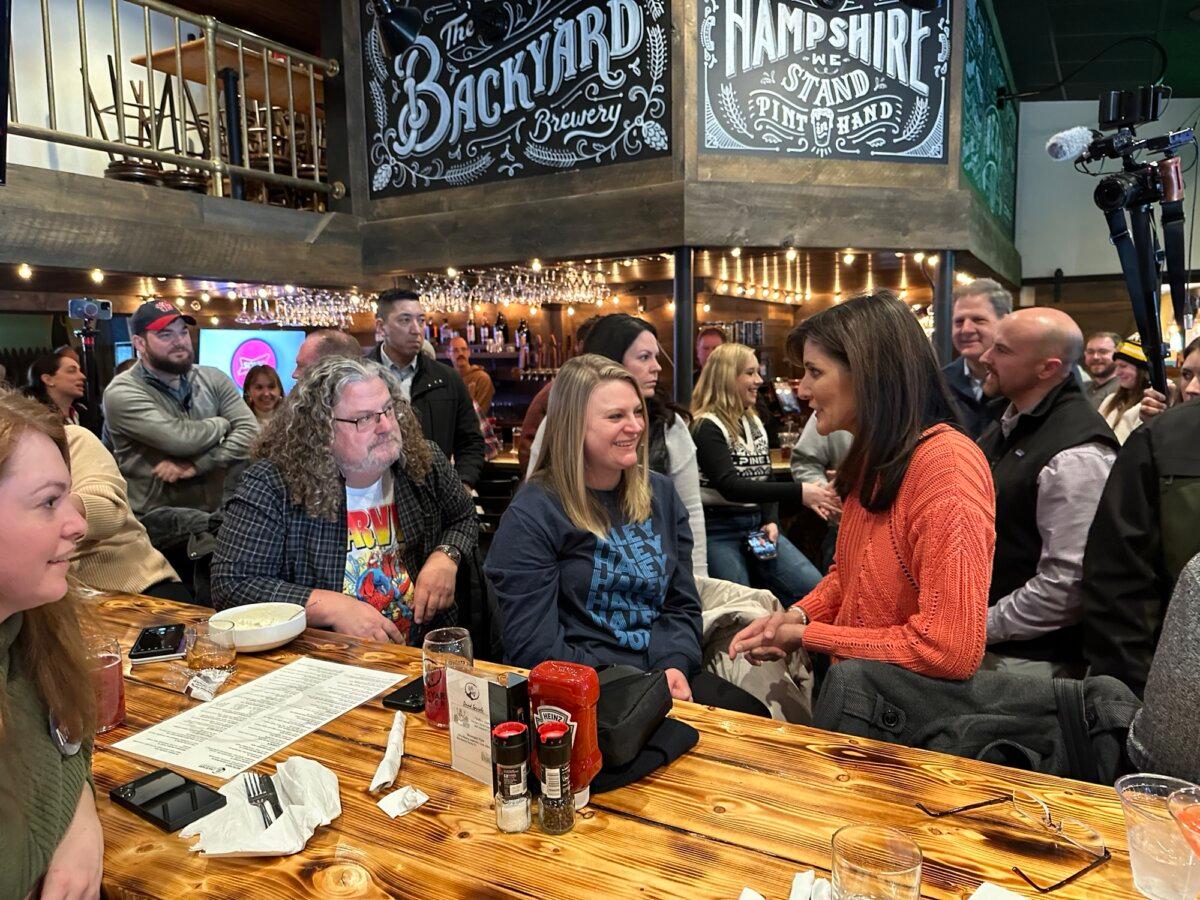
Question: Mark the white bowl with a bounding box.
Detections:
[209,603,306,652]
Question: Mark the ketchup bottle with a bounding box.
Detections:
[528,661,601,809]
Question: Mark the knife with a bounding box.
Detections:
[261,773,284,819]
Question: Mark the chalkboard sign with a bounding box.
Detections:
[362,0,672,198]
[961,0,1016,235]
[700,0,951,162]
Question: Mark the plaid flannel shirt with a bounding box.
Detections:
[211,440,478,643]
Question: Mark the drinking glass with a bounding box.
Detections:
[88,635,125,734]
[779,431,799,462]
[831,825,922,900]
[422,627,473,729]
[510,426,523,454]
[1116,774,1200,899]
[184,621,237,676]
[1168,787,1200,858]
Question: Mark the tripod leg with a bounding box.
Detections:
[1128,203,1168,394]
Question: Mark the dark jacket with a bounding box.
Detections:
[368,345,486,486]
[210,441,479,644]
[1082,399,1200,696]
[812,658,1139,785]
[977,377,1118,663]
[940,357,994,439]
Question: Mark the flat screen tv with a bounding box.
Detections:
[198,328,306,394]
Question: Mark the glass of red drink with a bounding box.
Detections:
[88,635,125,734]
[1170,787,1200,858]
[421,627,472,729]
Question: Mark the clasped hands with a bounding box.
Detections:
[728,607,808,665]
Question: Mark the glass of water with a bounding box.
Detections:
[1117,774,1200,899]
[831,825,922,900]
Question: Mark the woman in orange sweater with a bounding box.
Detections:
[730,292,995,680]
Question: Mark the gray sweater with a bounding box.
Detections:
[1127,552,1200,782]
[789,415,852,485]
[102,363,258,516]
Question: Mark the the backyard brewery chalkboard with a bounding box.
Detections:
[363,0,671,198]
[701,0,951,162]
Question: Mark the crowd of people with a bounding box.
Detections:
[4,282,1200,896]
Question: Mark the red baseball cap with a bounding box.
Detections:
[131,299,196,336]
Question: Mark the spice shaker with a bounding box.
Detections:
[536,722,574,835]
[492,722,531,834]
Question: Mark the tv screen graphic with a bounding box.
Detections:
[198,329,306,394]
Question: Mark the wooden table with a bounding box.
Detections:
[131,38,324,118]
[486,448,793,475]
[91,593,1136,899]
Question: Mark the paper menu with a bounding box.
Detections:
[114,657,403,779]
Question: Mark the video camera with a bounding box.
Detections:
[1050,85,1196,394]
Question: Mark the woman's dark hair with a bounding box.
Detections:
[787,290,961,512]
[242,364,284,407]
[24,350,71,407]
[585,313,690,428]
[1184,336,1200,360]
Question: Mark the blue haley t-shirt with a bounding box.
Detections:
[484,472,703,677]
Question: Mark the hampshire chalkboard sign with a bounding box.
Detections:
[362,0,671,198]
[700,0,951,162]
[961,0,1016,235]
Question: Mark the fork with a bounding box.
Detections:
[243,772,274,829]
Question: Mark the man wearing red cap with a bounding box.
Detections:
[103,300,258,568]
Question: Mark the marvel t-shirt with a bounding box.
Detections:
[344,473,417,644]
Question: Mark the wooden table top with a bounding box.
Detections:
[90,592,1137,899]
[486,448,793,475]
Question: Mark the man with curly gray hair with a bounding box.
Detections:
[211,356,478,645]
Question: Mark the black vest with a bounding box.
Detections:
[978,378,1119,663]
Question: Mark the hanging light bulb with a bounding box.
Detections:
[730,247,742,258]
[16,263,32,280]
[667,301,676,312]
[447,267,458,277]
[913,252,926,263]
[785,246,798,262]
[703,303,712,313]
[89,268,105,284]
[842,252,855,265]
[200,292,211,303]
[567,306,576,316]
[928,254,940,265]
[530,259,543,272]
[226,289,238,300]
[209,315,219,325]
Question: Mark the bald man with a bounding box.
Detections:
[976,308,1120,675]
[294,329,363,380]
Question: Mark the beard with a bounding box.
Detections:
[335,434,403,481]
[1089,361,1116,380]
[144,343,194,375]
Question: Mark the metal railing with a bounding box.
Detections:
[6,0,343,204]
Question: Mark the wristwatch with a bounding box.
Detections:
[434,544,462,566]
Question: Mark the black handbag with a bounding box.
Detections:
[591,665,699,795]
[596,665,673,768]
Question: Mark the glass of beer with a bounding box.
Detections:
[422,627,473,729]
[184,620,237,677]
[88,635,125,734]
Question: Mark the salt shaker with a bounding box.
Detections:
[492,722,531,834]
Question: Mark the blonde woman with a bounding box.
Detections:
[692,343,828,604]
[485,355,766,713]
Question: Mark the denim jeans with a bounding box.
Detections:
[705,511,823,606]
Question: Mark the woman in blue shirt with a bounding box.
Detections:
[485,355,765,713]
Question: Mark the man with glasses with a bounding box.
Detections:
[211,356,477,645]
[368,290,486,487]
[104,300,258,560]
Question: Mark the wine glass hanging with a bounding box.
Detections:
[413,264,612,313]
[232,287,376,328]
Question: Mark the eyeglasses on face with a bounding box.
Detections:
[916,790,1110,893]
[332,403,398,433]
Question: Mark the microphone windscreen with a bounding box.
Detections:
[1046,126,1094,161]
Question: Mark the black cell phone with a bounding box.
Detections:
[129,623,187,664]
[109,768,226,832]
[381,677,425,712]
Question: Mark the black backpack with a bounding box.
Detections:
[812,659,1141,784]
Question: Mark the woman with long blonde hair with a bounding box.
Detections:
[0,389,104,898]
[692,342,826,604]
[486,356,766,712]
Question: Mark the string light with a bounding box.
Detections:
[730,247,742,258]
[16,263,32,280]
[913,252,926,263]
[89,268,104,284]
[785,246,797,262]
[843,252,855,265]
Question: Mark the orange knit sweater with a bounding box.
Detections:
[799,425,995,680]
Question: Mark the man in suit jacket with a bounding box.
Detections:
[940,278,1012,438]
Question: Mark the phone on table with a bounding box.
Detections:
[109,768,226,832]
[129,623,187,664]
[381,677,426,712]
[746,530,779,561]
